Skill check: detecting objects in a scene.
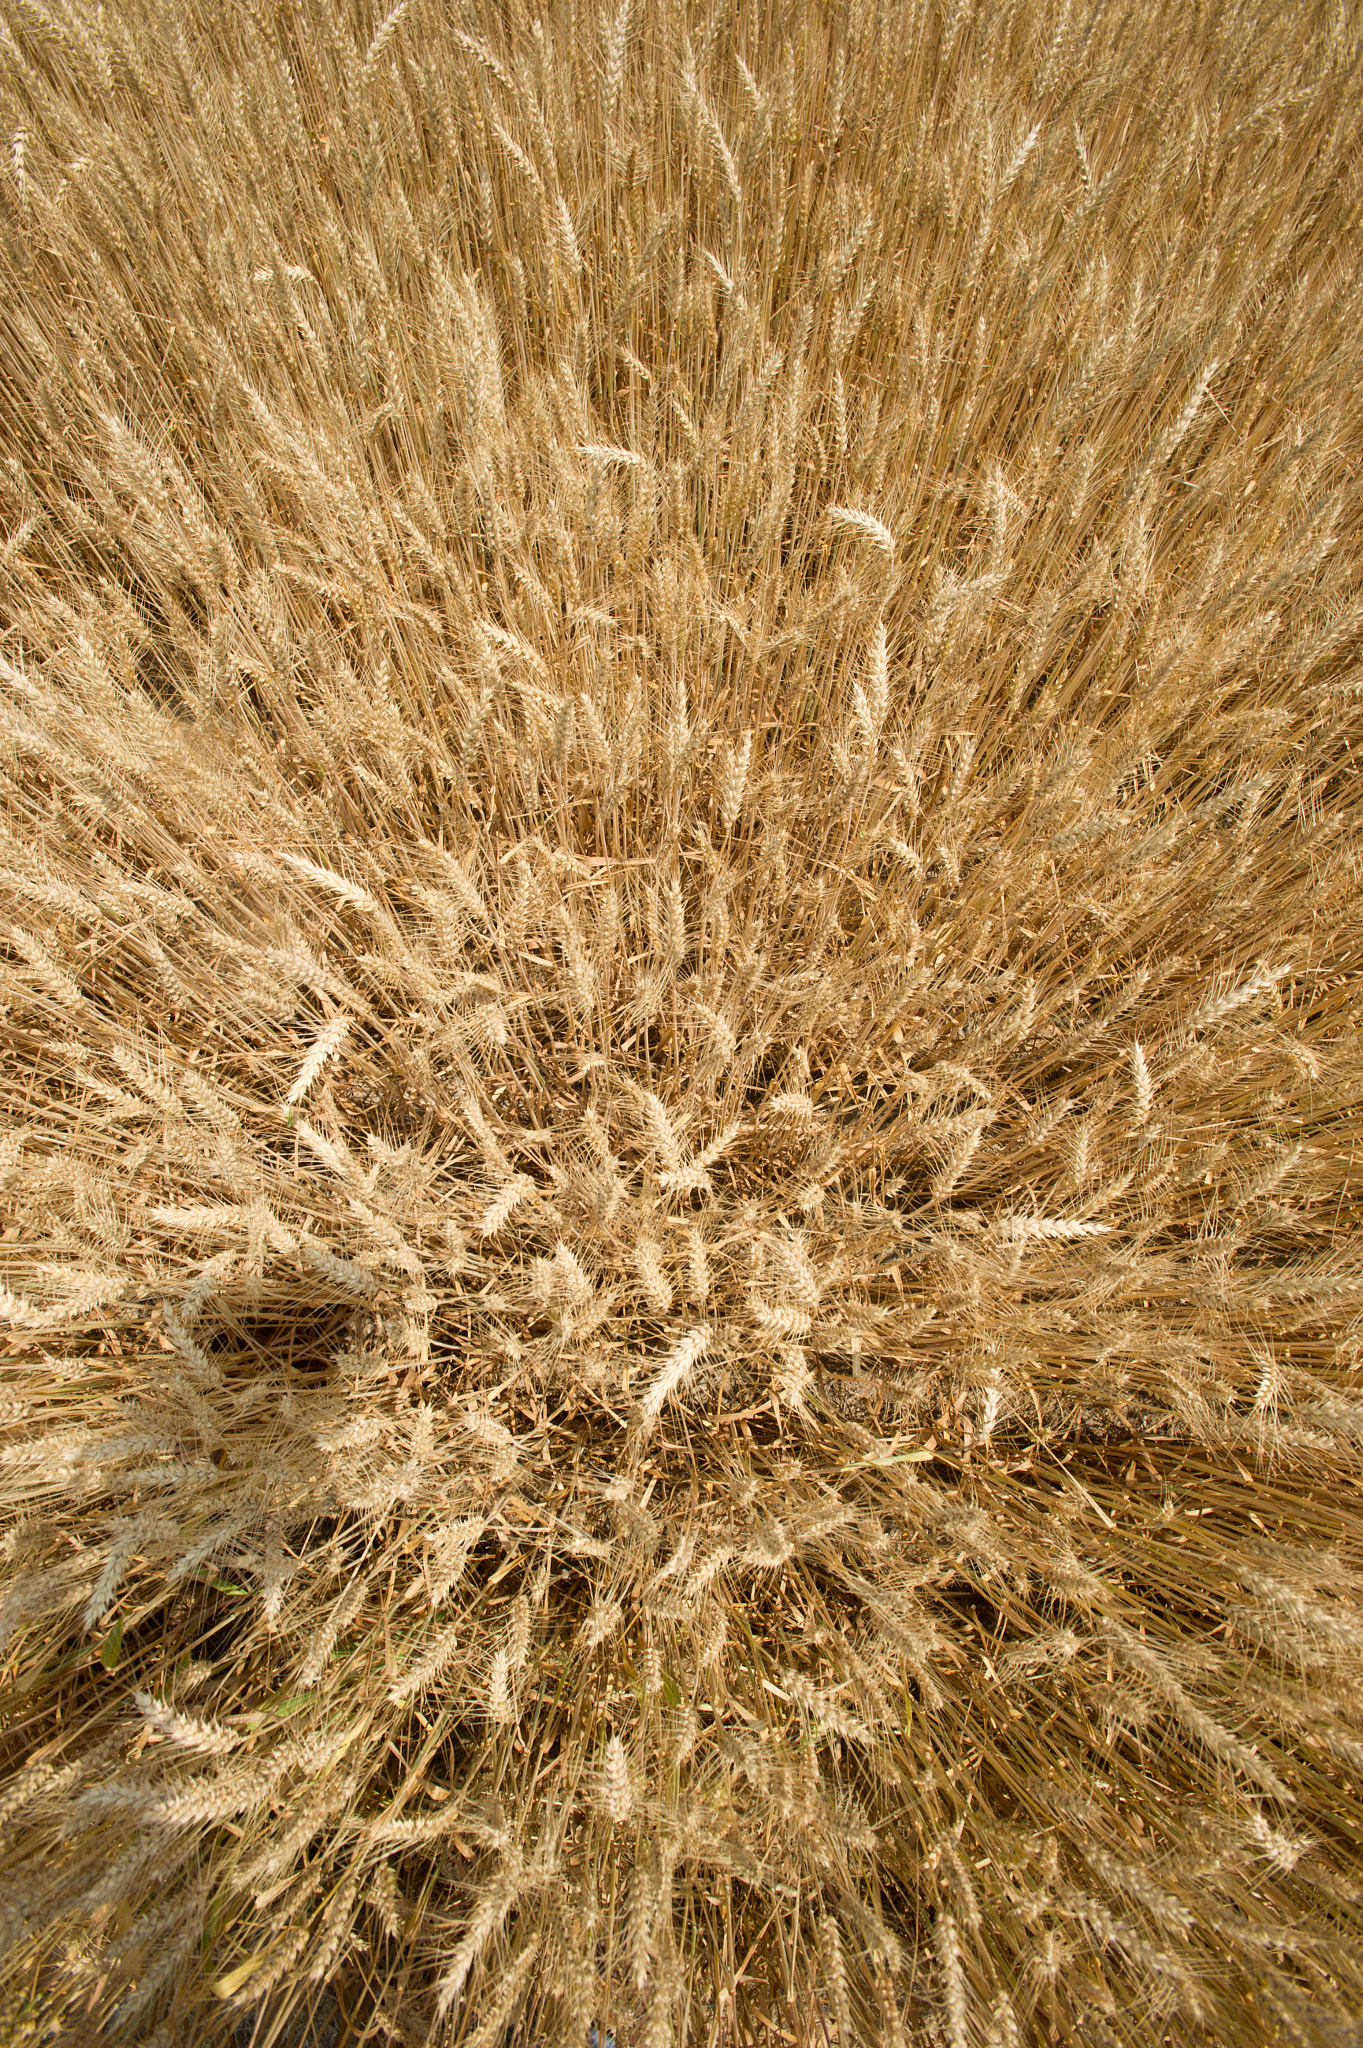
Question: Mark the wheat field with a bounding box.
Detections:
[1,0,1361,2041]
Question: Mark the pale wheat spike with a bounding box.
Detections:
[690,996,738,1062]
[548,1239,593,1306]
[703,98,743,211]
[295,1120,360,1184]
[284,1015,351,1105]
[180,1248,237,1326]
[773,1341,812,1412]
[632,1236,673,1312]
[1160,356,1224,466]
[370,1862,404,1943]
[277,851,380,913]
[486,1645,513,1724]
[578,441,644,468]
[550,189,583,278]
[985,1991,1021,2048]
[424,1518,484,1608]
[939,1834,982,1932]
[1002,120,1041,190]
[1000,1214,1113,1242]
[718,728,752,831]
[598,1733,634,1823]
[633,1083,683,1170]
[932,1911,969,2048]
[639,1324,710,1421]
[782,1671,873,1745]
[827,504,897,557]
[461,1937,543,2048]
[865,617,890,741]
[1130,1039,1154,1125]
[434,1879,522,2019]
[300,1239,379,1298]
[506,1594,531,1669]
[1082,1841,1193,1933]
[1192,962,1291,1030]
[764,1229,821,1310]
[151,1204,247,1234]
[627,1844,662,1987]
[480,1173,534,1236]
[307,1870,362,1981]
[579,1599,623,1652]
[684,1544,734,1599]
[361,0,412,82]
[133,1690,240,1755]
[603,0,631,118]
[873,1955,908,2048]
[685,1225,711,1306]
[821,1915,853,2047]
[3,921,84,1007]
[490,117,545,196]
[390,1619,463,1704]
[146,1768,263,1828]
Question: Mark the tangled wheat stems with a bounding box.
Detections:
[1,0,1362,2041]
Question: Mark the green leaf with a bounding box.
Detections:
[99,1619,124,1670]
[259,1690,314,1720]
[204,1884,234,1952]
[211,1578,250,1595]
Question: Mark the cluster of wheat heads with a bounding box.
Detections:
[0,0,1361,2041]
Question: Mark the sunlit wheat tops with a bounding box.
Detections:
[1,0,1362,2043]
